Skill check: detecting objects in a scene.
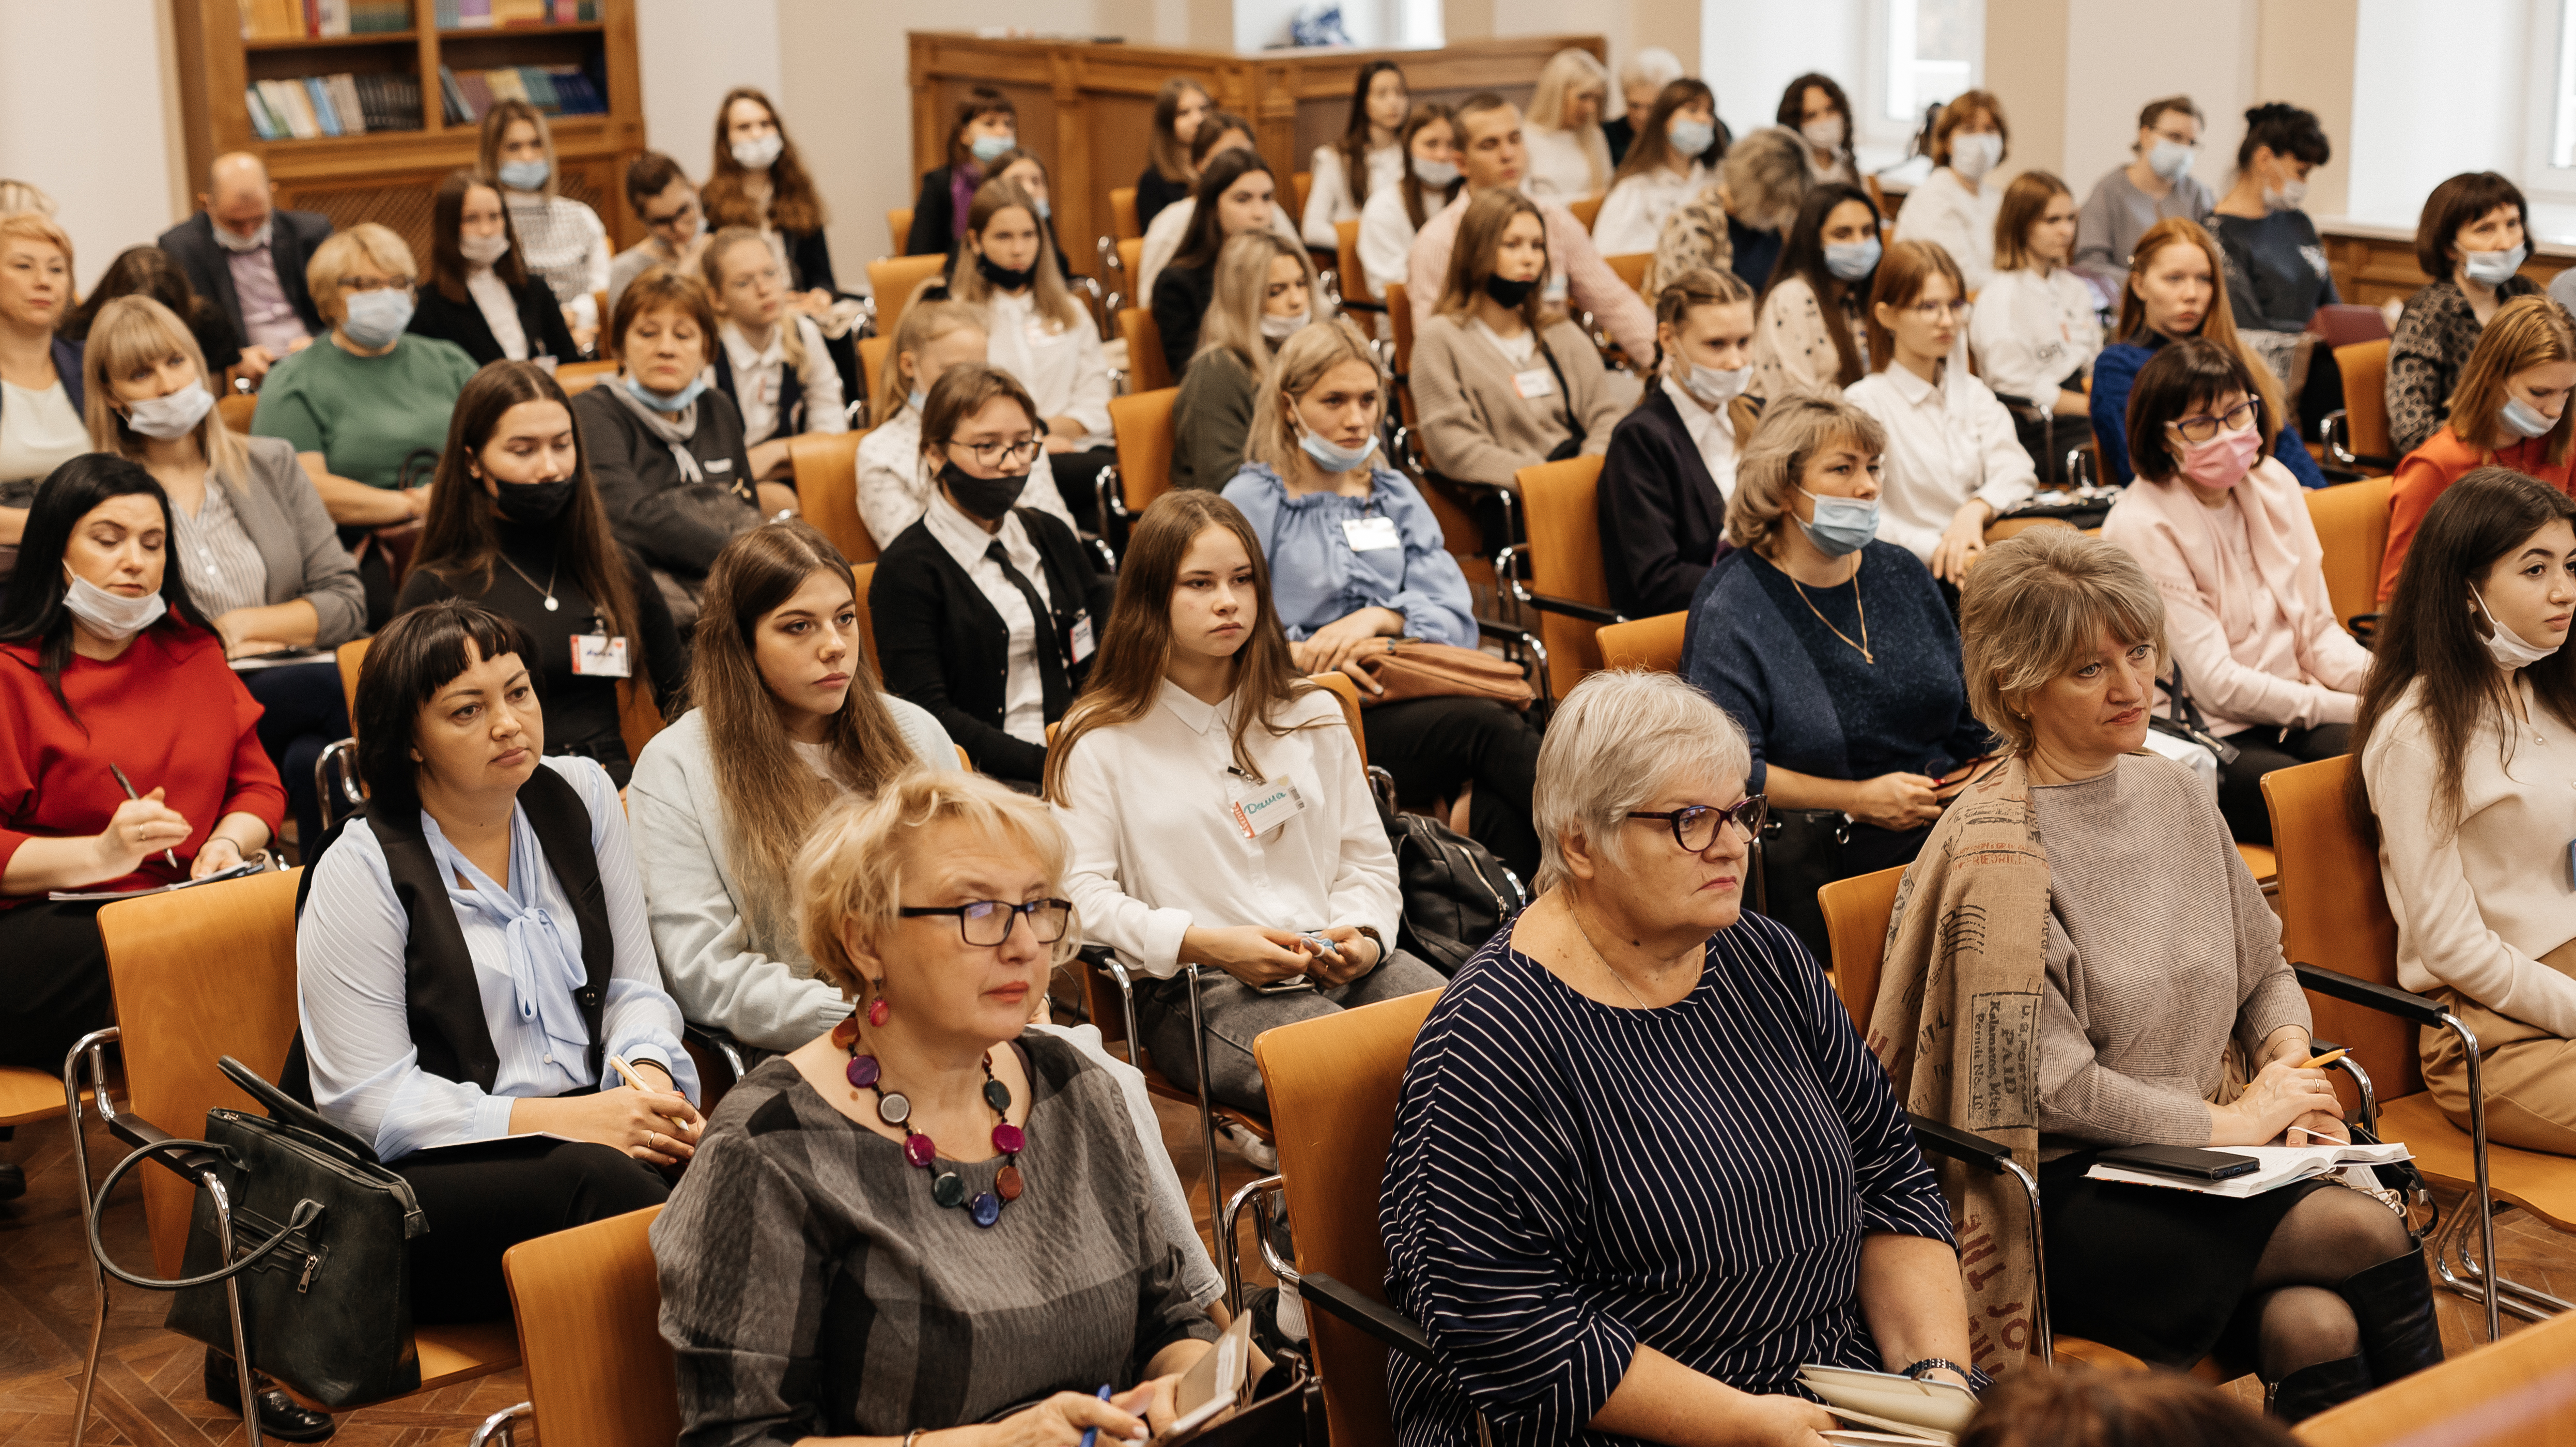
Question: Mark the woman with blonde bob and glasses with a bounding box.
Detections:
[1046,489,1444,1135]
[1173,230,1323,492]
[84,294,362,851]
[1684,394,1992,960]
[1845,239,2036,583]
[1872,527,2439,1421]
[2379,295,2576,597]
[2101,337,2367,845]
[1382,670,1975,1447]
[654,772,1225,1444]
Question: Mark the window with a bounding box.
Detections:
[2555,0,2576,168]
[1884,0,1981,127]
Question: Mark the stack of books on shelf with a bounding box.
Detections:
[436,64,607,122]
[245,72,426,138]
[431,0,601,26]
[238,0,413,39]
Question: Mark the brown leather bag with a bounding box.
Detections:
[1356,640,1536,710]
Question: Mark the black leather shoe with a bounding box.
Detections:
[2339,1246,2446,1384]
[204,1348,337,1442]
[2267,1353,2373,1423]
[0,1162,24,1202]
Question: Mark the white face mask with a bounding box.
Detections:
[60,567,168,642]
[210,218,270,254]
[1802,116,1845,152]
[732,132,784,171]
[2471,582,2563,670]
[1260,309,1309,341]
[1950,132,2002,182]
[459,232,511,266]
[2262,172,2309,213]
[123,380,215,440]
[1676,360,1750,408]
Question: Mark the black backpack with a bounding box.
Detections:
[1380,798,1527,975]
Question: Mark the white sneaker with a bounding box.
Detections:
[1226,1122,1280,1172]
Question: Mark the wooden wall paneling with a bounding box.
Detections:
[2320,230,2572,315]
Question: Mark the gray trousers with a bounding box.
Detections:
[1136,949,1447,1115]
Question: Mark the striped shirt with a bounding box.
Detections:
[169,477,270,620]
[504,192,611,315]
[1381,915,1955,1447]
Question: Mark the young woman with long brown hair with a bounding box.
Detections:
[479,99,610,344]
[1300,59,1409,248]
[1591,79,1722,255]
[2089,215,2322,487]
[628,519,952,1053]
[1135,78,1215,232]
[905,86,1019,259]
[1356,103,1462,302]
[1046,489,1443,1135]
[406,168,580,366]
[399,360,686,787]
[949,177,1114,518]
[2355,467,2576,1157]
[700,86,839,309]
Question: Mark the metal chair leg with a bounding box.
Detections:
[2455,1012,2500,1342]
[469,1402,531,1446]
[210,1176,268,1447]
[62,1029,117,1447]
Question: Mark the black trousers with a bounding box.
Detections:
[1361,696,1544,882]
[2218,722,2351,845]
[0,900,115,1070]
[393,1136,670,1323]
[241,659,351,857]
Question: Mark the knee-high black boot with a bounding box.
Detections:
[2268,1354,2373,1422]
[2338,1246,2446,1384]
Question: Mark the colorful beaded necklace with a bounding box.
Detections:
[831,1014,1025,1227]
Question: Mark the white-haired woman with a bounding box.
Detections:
[1649,125,1813,295]
[655,771,1222,1443]
[1604,47,1687,166]
[1870,527,2440,1422]
[1382,669,1976,1447]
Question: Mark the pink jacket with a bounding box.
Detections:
[2101,456,2371,734]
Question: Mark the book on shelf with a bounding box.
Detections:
[244,71,423,140]
[432,0,593,27]
[438,64,473,124]
[238,0,411,39]
[436,64,608,120]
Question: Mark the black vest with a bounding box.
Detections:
[287,766,614,1102]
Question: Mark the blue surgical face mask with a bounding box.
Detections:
[2462,243,2528,288]
[624,373,708,414]
[908,389,927,412]
[1793,485,1879,557]
[339,289,414,348]
[1297,422,1380,474]
[1034,198,1051,220]
[2502,394,2558,439]
[1823,236,1882,282]
[1668,118,1716,157]
[1413,156,1460,189]
[497,158,550,191]
[970,132,1014,165]
[2148,137,2195,182]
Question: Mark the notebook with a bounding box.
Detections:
[2086,1141,2411,1198]
[1798,1364,1977,1445]
[1157,1308,1264,1444]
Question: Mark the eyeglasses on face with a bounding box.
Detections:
[949,438,1045,468]
[1899,300,1971,322]
[2166,397,2258,443]
[898,898,1073,946]
[336,275,413,294]
[1626,795,1767,852]
[645,199,702,230]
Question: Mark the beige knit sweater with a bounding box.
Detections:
[1409,314,1628,490]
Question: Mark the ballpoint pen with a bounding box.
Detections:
[1077,1383,1113,1447]
[107,762,180,870]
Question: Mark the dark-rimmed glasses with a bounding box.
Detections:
[1626,795,1766,852]
[2165,398,2258,444]
[898,898,1073,946]
[948,438,1046,468]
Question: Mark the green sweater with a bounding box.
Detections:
[251,334,478,488]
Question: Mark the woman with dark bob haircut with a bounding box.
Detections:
[293,598,703,1329]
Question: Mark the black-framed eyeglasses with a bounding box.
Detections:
[2165,397,2258,444]
[948,438,1046,468]
[1626,795,1766,852]
[643,198,702,232]
[898,898,1073,946]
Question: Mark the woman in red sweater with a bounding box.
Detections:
[0,454,285,1075]
[2381,295,2576,600]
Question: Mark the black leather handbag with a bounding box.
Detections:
[1753,808,1851,964]
[89,1057,427,1408]
[2150,661,2241,766]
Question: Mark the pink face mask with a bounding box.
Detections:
[2175,424,2262,489]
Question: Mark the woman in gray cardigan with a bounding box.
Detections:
[84,295,363,853]
[1410,188,1629,490]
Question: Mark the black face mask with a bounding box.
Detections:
[976,252,1037,293]
[1484,272,1540,309]
[492,475,575,525]
[940,460,1030,521]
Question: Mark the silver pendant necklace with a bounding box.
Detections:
[498,551,561,611]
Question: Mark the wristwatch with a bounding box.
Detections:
[1903,1358,1987,1393]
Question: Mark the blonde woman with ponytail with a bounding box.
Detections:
[1597,266,1757,615]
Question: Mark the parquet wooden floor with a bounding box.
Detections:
[3,1095,2565,1443]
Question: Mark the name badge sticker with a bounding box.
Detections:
[1069,614,1096,664]
[571,634,631,678]
[1228,780,1309,841]
[1343,516,1403,552]
[1512,366,1556,400]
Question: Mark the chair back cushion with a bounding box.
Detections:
[1818,865,1906,1032]
[1515,454,1609,698]
[2262,755,2417,1101]
[1595,611,1687,674]
[1111,188,1141,241]
[794,429,877,565]
[2306,475,2393,630]
[2335,340,2394,464]
[1109,386,1180,511]
[867,255,948,340]
[503,1205,680,1447]
[1119,307,1171,393]
[851,561,881,673]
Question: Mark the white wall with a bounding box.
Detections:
[634,0,784,175]
[1699,0,1868,150]
[0,0,187,289]
[2347,0,2527,224]
[2059,0,2256,204]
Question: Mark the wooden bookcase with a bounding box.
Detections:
[168,0,648,270]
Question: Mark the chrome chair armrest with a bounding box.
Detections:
[468,1402,532,1447]
[1300,1272,1439,1368]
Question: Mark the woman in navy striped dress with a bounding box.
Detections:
[1381,670,1975,1447]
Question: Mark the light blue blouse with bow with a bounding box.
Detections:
[1220,461,1477,645]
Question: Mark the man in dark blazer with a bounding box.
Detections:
[157,151,333,384]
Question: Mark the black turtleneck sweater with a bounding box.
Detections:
[395,517,688,785]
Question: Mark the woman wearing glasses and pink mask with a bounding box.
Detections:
[2100,337,2369,845]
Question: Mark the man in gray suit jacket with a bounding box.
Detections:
[157,152,334,383]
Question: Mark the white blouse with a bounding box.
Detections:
[502,192,611,328]
[1968,266,2104,405]
[1052,680,1400,979]
[1303,141,1405,249]
[854,404,1079,553]
[1357,184,1424,301]
[920,490,1053,745]
[1661,376,1739,501]
[1591,162,1712,256]
[1523,125,1607,204]
[0,377,87,484]
[717,314,847,448]
[983,289,1113,450]
[1843,360,2036,562]
[1891,167,2004,293]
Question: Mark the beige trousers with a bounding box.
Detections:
[2420,981,2576,1158]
